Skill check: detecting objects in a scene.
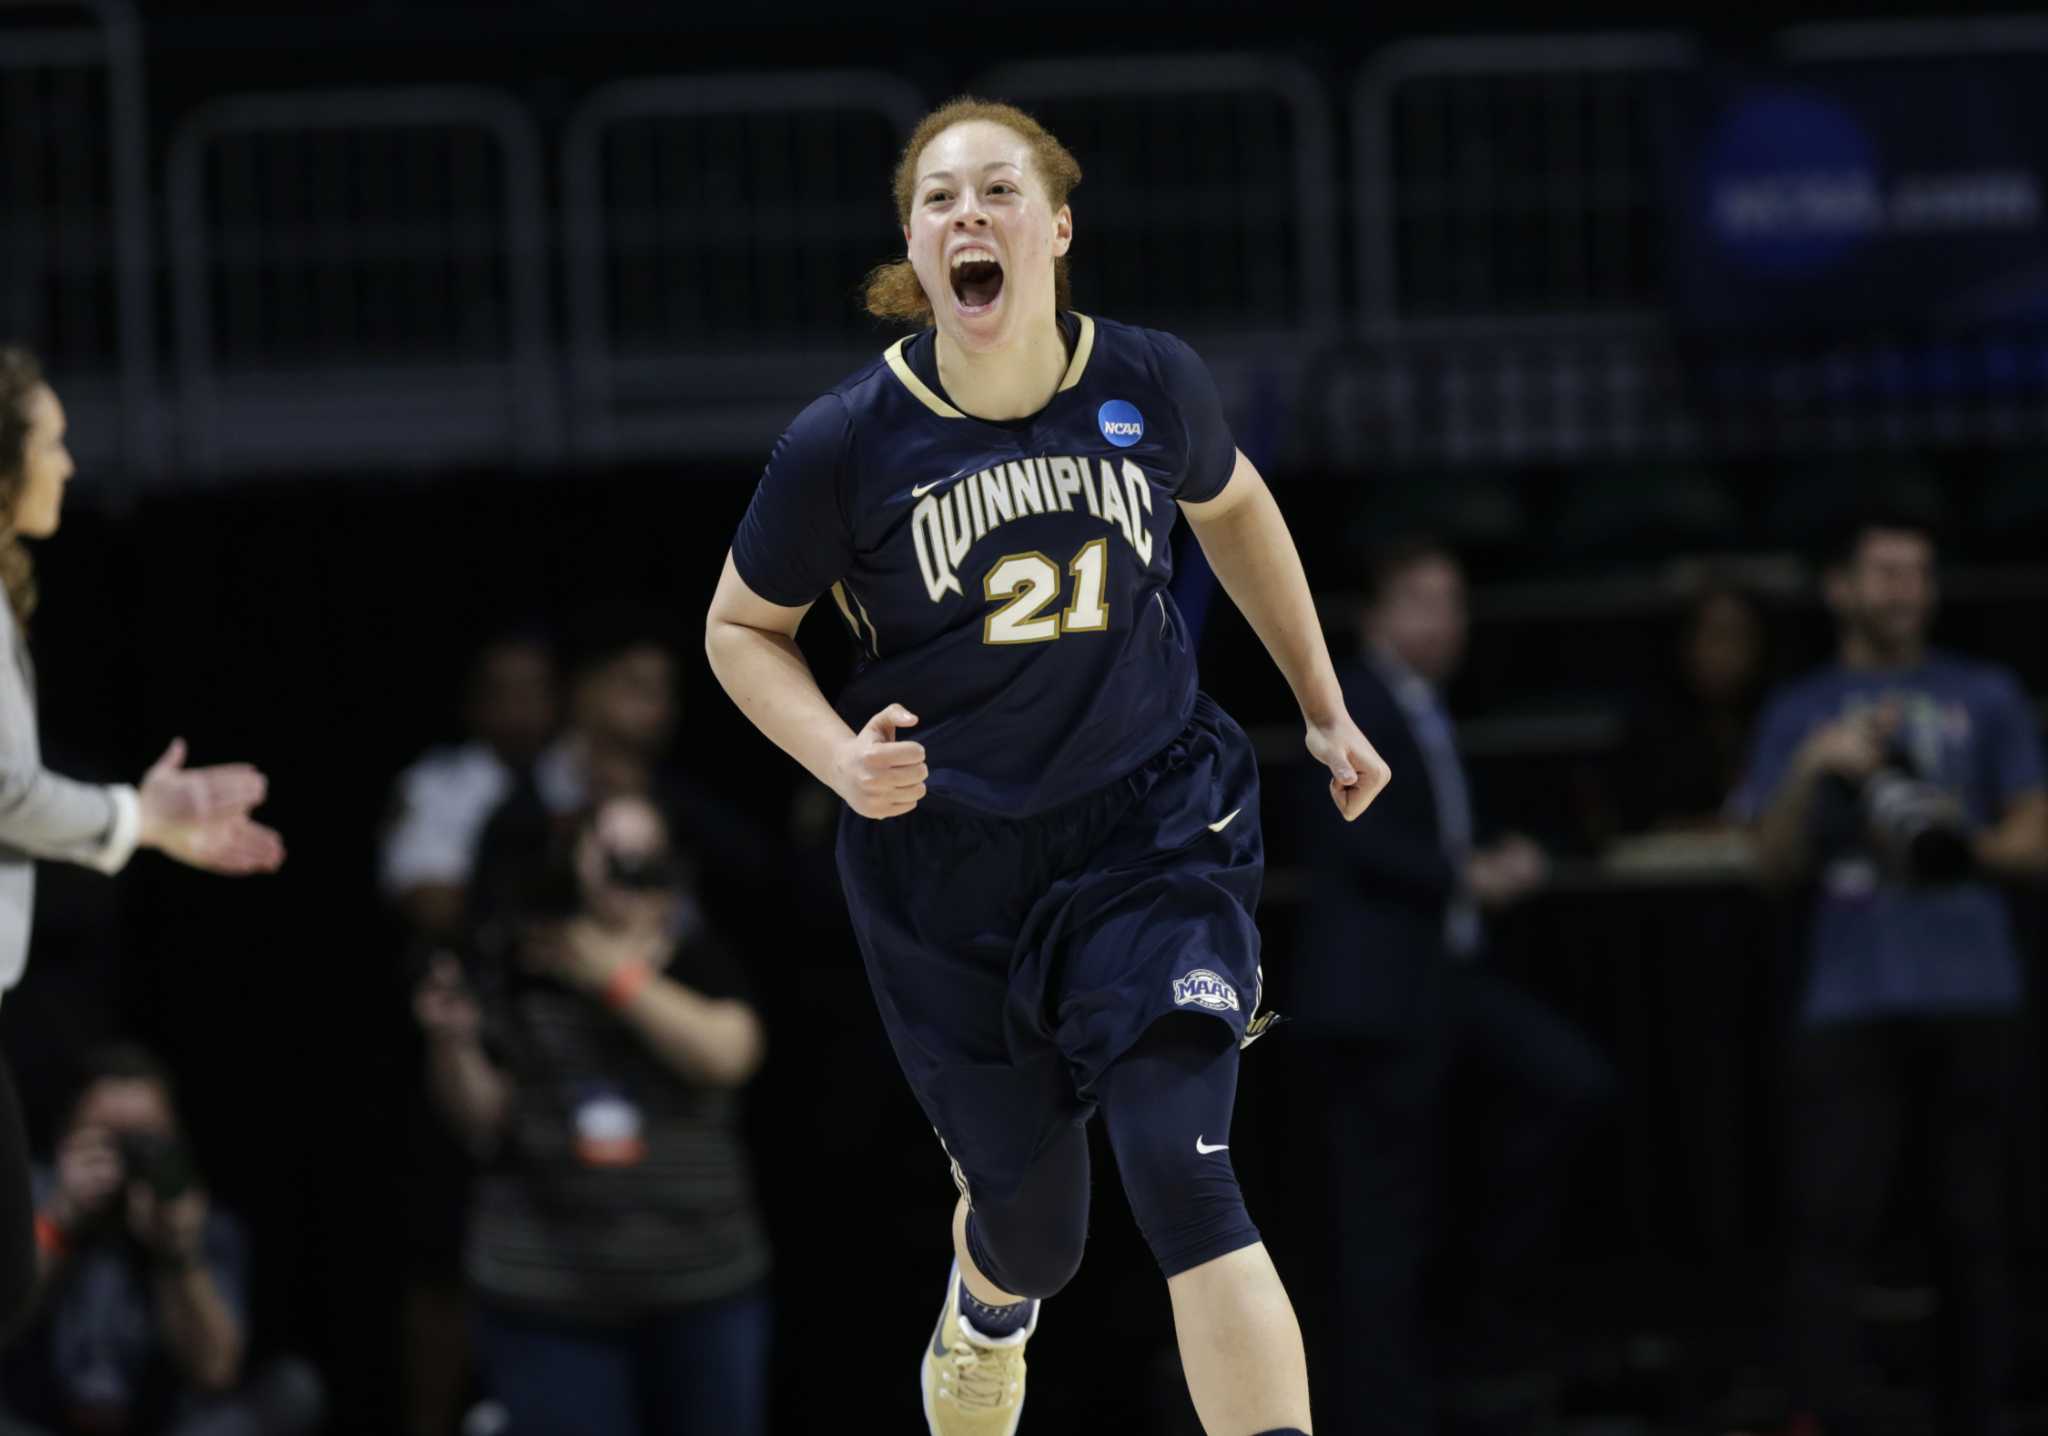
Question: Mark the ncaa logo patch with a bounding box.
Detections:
[1172,968,1240,1013]
[1098,399,1144,448]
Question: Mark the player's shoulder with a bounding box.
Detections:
[1069,316,1222,440]
[1080,313,1204,385]
[830,343,903,408]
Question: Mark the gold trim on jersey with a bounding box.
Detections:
[1057,312,1096,392]
[830,579,881,658]
[883,338,966,419]
[828,581,861,639]
[880,312,1097,416]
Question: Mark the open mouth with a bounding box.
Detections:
[949,252,1004,314]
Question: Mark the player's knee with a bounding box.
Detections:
[1099,1014,1261,1278]
[1116,1127,1260,1278]
[967,1211,1086,1300]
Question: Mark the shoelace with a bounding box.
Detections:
[942,1338,1020,1410]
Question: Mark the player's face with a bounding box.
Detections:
[10,383,75,540]
[1833,529,1936,657]
[906,120,1072,351]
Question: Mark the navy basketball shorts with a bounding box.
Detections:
[836,690,1270,1207]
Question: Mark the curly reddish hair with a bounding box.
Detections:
[0,346,43,626]
[864,97,1083,328]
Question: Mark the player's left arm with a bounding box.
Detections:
[1180,450,1391,821]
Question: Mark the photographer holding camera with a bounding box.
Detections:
[6,1045,321,1436]
[1733,512,2047,1436]
[414,792,771,1436]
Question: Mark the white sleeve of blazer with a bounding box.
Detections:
[0,601,141,876]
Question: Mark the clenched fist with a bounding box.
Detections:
[834,705,929,820]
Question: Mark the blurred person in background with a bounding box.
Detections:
[1732,512,2047,1436]
[379,633,558,1436]
[3,1045,323,1436]
[1291,536,1614,1436]
[413,793,771,1436]
[380,633,559,947]
[1580,582,1773,852]
[1621,583,1772,835]
[465,610,777,945]
[0,346,283,1341]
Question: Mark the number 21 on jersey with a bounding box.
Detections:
[982,539,1110,645]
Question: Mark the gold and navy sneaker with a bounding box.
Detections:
[921,1260,1035,1436]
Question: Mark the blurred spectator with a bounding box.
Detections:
[3,1046,323,1436]
[1732,512,2047,1436]
[1596,583,1773,844]
[1640,584,1769,830]
[465,609,778,944]
[1290,536,1613,1436]
[380,633,559,946]
[379,631,558,1436]
[415,794,771,1436]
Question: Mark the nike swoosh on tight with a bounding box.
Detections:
[1195,1137,1229,1154]
[1207,808,1241,834]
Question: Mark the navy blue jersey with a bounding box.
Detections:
[731,313,1238,817]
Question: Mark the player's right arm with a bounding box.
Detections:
[705,554,928,820]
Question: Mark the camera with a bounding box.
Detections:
[116,1131,195,1203]
[1817,748,1975,886]
[604,848,679,892]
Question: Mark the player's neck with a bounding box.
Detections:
[933,316,1069,422]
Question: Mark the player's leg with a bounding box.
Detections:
[953,1196,1024,1308]
[922,1119,1091,1434]
[1098,1013,1311,1436]
[951,1118,1091,1318]
[832,801,1073,1430]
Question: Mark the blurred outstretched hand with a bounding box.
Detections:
[136,738,285,875]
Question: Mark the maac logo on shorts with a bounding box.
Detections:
[1098,399,1144,448]
[1172,968,1240,1013]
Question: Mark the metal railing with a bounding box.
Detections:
[0,0,156,483]
[561,72,923,460]
[973,55,1341,345]
[166,87,558,476]
[4,23,2043,477]
[1354,32,1696,333]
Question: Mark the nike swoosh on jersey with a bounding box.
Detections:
[1207,808,1242,834]
[1195,1136,1229,1154]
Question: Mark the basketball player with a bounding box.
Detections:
[705,98,1388,1436]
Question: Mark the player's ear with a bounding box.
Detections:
[902,223,912,253]
[1052,205,1073,259]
